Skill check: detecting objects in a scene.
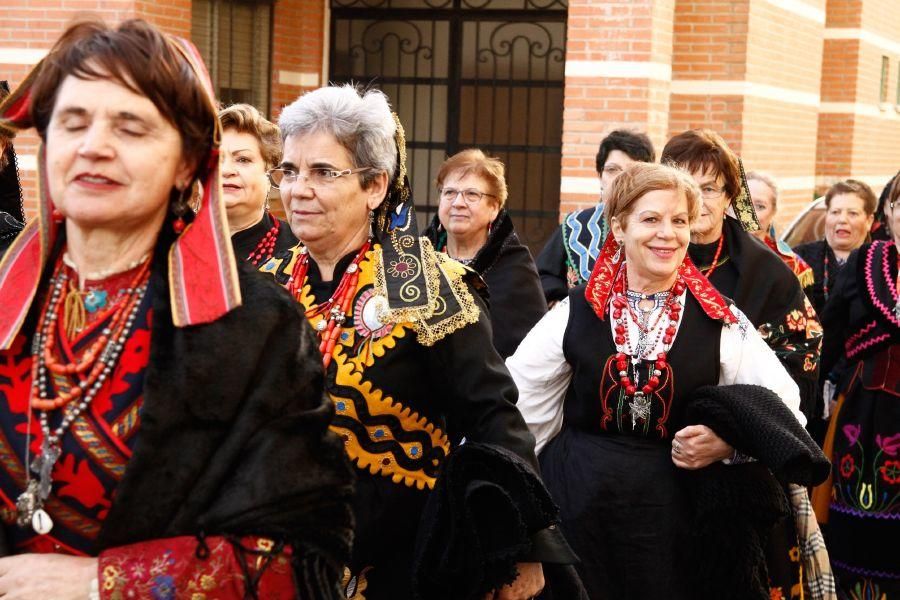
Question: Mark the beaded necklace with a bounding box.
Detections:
[699,232,726,277]
[17,253,151,534]
[288,240,372,368]
[610,266,685,430]
[247,215,281,266]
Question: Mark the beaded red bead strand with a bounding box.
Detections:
[247,217,281,266]
[288,240,372,368]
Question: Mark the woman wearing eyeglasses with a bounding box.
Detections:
[423,149,546,358]
[662,130,828,600]
[218,104,297,266]
[260,85,580,600]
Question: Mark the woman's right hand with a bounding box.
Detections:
[671,424,734,469]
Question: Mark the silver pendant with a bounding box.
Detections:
[15,480,40,527]
[629,393,651,429]
[32,508,53,535]
[894,301,900,320]
[31,440,61,502]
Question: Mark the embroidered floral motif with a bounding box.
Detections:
[833,425,900,515]
[879,460,900,485]
[840,454,856,479]
[99,535,295,600]
[388,257,417,279]
[785,310,806,333]
[876,433,900,457]
[847,578,887,600]
[844,424,862,445]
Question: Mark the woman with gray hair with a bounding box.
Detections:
[746,171,814,293]
[260,84,579,600]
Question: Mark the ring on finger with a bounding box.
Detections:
[672,442,681,454]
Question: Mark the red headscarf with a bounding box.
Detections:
[0,35,241,350]
[584,232,737,325]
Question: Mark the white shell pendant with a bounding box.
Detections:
[32,508,53,535]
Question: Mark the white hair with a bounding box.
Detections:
[278,84,397,186]
[746,170,779,209]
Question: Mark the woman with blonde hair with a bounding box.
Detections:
[509,161,828,599]
[219,103,296,265]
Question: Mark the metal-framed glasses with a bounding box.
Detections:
[439,187,496,204]
[267,166,373,189]
[699,185,726,200]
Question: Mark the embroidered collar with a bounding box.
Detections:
[862,240,900,330]
[585,233,736,324]
[563,204,608,283]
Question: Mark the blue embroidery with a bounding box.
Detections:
[564,205,607,282]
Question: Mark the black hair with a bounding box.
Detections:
[595,129,656,174]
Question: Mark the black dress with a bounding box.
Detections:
[794,239,843,318]
[424,210,547,358]
[539,286,721,599]
[819,241,900,598]
[263,243,574,600]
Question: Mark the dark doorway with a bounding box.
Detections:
[329,0,567,252]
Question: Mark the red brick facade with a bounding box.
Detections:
[2,0,899,231]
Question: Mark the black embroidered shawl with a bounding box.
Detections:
[821,241,900,377]
[689,217,822,420]
[1,233,356,597]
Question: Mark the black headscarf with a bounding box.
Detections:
[0,80,24,249]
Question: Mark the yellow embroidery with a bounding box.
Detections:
[410,250,480,346]
[329,350,450,490]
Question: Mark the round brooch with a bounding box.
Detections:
[354,289,392,339]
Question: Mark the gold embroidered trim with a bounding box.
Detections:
[329,351,450,490]
[374,238,437,323]
[411,251,481,346]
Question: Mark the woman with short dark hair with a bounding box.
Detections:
[535,129,656,304]
[0,19,352,598]
[794,179,877,316]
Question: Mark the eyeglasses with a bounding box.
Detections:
[439,187,496,204]
[267,166,373,190]
[601,165,624,177]
[699,185,726,200]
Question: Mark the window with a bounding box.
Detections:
[191,0,273,116]
[896,62,900,104]
[880,55,889,103]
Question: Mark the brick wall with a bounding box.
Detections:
[559,0,675,216]
[816,0,900,199]
[0,0,196,219]
[270,0,326,118]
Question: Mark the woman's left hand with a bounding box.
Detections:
[671,424,733,469]
[482,562,544,600]
[0,553,97,599]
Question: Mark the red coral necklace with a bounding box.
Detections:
[700,232,726,277]
[287,240,372,368]
[17,252,151,535]
[247,215,280,266]
[610,266,685,428]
